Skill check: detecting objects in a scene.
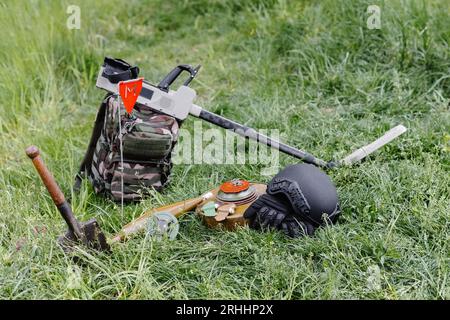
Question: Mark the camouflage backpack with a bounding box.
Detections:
[75,93,179,201]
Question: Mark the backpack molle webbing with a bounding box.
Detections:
[75,58,180,201]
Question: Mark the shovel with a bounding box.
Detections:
[26,146,110,252]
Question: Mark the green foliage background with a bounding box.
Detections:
[0,0,448,299]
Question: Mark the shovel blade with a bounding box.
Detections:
[58,218,110,252]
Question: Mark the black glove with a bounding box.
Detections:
[280,216,316,237]
[244,194,314,237]
[244,164,341,238]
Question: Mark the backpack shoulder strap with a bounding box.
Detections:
[74,93,112,191]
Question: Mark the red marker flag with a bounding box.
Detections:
[118,78,144,114]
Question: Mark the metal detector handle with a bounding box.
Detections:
[158,64,201,92]
[25,146,83,239]
[197,109,330,168]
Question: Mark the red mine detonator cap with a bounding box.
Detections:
[219,179,250,193]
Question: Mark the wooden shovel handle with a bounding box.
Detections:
[26,146,65,206]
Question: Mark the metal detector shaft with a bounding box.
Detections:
[197,109,330,168]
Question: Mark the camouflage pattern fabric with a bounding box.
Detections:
[88,95,179,201]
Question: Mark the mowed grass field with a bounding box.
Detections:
[0,0,449,299]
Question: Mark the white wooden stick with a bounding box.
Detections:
[342,125,407,165]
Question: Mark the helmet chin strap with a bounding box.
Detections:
[340,124,407,166]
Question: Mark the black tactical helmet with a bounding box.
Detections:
[267,163,340,226]
[244,163,340,237]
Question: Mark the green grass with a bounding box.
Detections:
[0,0,449,299]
